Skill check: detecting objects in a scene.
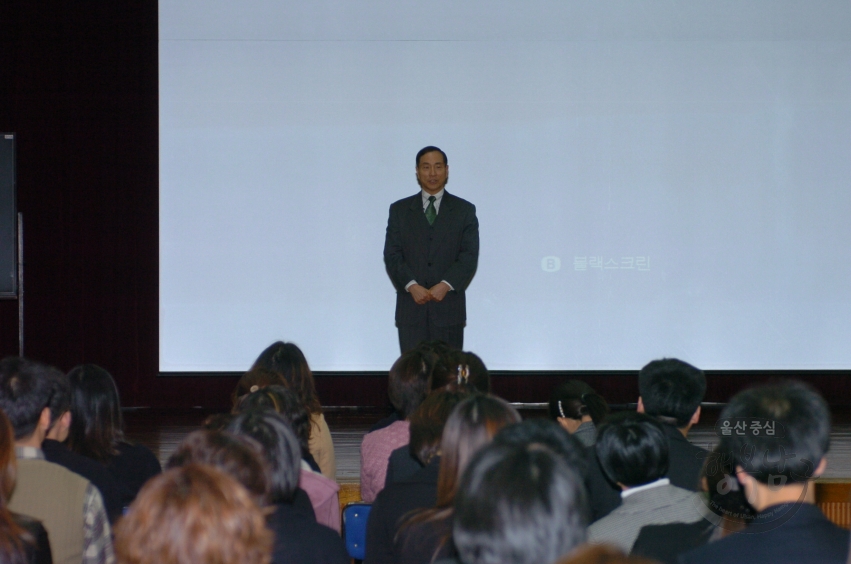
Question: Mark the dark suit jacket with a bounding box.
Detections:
[364,457,440,564]
[384,192,478,327]
[267,501,348,564]
[679,503,849,564]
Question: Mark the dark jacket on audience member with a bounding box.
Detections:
[41,439,128,522]
[679,503,850,564]
[631,520,717,564]
[106,442,162,508]
[365,457,441,564]
[384,445,424,487]
[267,500,348,564]
[14,513,52,564]
[585,424,708,522]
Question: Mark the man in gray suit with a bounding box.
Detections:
[587,412,703,553]
[384,146,479,353]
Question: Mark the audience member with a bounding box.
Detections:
[586,358,707,521]
[680,381,849,564]
[66,365,162,504]
[365,390,470,564]
[235,383,321,472]
[588,412,702,552]
[438,350,490,394]
[0,357,114,564]
[250,341,336,480]
[41,370,127,522]
[361,350,434,502]
[631,445,754,564]
[0,408,52,564]
[395,395,521,564]
[548,380,609,446]
[114,464,272,564]
[493,418,590,493]
[233,388,341,531]
[452,442,588,564]
[227,411,348,559]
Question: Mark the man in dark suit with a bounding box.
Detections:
[680,381,848,564]
[586,358,708,521]
[384,146,479,353]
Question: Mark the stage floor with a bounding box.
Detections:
[125,406,851,483]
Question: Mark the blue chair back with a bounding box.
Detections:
[343,502,372,561]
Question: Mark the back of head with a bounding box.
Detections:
[388,349,435,419]
[436,395,521,507]
[67,364,125,462]
[166,430,269,505]
[234,385,311,455]
[445,351,490,394]
[0,357,58,440]
[720,380,830,485]
[251,341,321,415]
[493,419,589,480]
[595,412,669,487]
[226,411,301,504]
[638,358,706,427]
[114,464,272,564]
[232,368,286,409]
[47,370,71,427]
[409,389,471,465]
[453,443,588,564]
[416,340,456,391]
[548,380,609,425]
[0,408,27,564]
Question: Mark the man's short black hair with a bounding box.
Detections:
[595,412,669,487]
[639,358,706,427]
[416,146,447,167]
[453,442,587,564]
[493,418,589,480]
[0,357,59,440]
[721,381,830,485]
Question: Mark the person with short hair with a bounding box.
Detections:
[587,412,703,553]
[226,412,348,564]
[586,358,708,521]
[680,381,849,564]
[452,442,588,564]
[114,464,272,564]
[360,350,435,502]
[0,357,114,564]
[384,146,480,353]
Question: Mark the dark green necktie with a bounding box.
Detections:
[425,196,437,225]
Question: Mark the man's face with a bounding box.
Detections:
[416,151,449,195]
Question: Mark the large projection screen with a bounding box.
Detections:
[159,1,851,372]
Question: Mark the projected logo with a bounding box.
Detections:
[541,256,561,272]
[573,256,650,271]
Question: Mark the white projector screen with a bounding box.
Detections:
[159,1,851,372]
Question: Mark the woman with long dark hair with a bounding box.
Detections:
[393,394,521,564]
[66,365,161,507]
[0,409,51,564]
[548,380,609,446]
[249,342,336,480]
